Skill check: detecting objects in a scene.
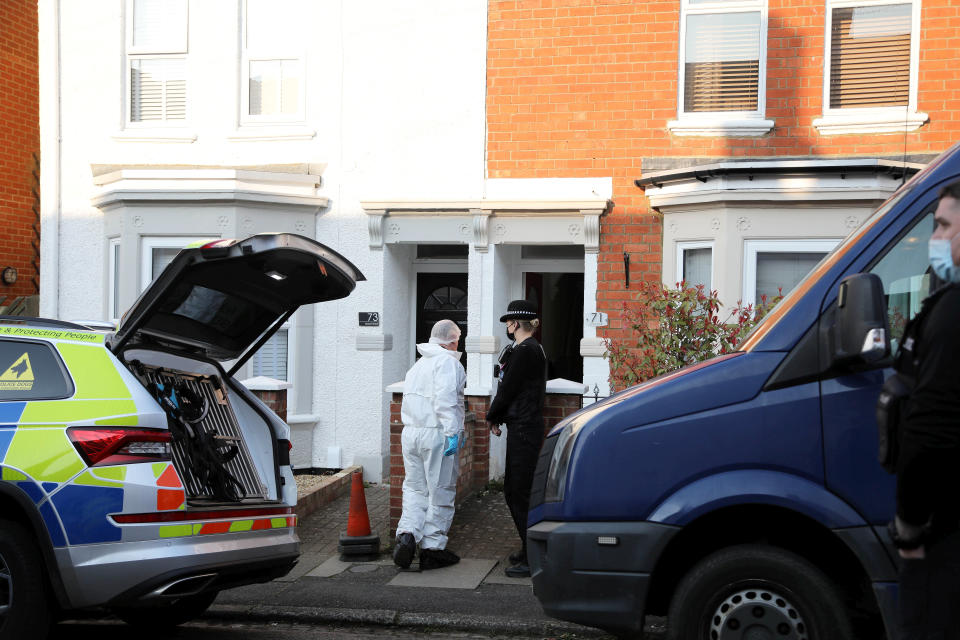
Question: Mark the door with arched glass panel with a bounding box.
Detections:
[416,273,467,367]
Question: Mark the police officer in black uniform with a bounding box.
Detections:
[887,181,960,639]
[487,300,547,578]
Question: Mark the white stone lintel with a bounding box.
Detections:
[360,198,610,215]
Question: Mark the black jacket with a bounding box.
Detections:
[487,337,546,430]
[896,284,960,536]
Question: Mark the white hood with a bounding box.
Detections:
[416,342,463,360]
[401,343,467,436]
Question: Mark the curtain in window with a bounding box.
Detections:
[684,11,760,112]
[682,247,712,291]
[829,4,911,109]
[756,252,826,303]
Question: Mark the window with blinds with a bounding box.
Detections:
[680,0,765,116]
[755,252,826,302]
[684,12,761,113]
[252,328,289,381]
[828,3,912,109]
[127,0,187,124]
[131,59,186,122]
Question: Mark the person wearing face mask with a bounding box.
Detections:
[886,180,960,639]
[393,319,466,571]
[487,299,547,578]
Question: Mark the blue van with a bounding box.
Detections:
[527,143,960,639]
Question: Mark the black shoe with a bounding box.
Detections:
[419,548,460,570]
[393,532,416,569]
[505,562,530,578]
[509,550,525,564]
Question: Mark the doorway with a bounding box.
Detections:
[524,272,583,382]
[415,272,468,366]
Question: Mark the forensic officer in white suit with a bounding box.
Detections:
[393,319,466,571]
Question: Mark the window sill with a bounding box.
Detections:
[813,111,929,135]
[112,129,198,143]
[668,118,774,137]
[228,126,316,142]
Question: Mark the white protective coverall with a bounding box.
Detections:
[397,342,466,550]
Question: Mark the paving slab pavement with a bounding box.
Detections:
[207,484,620,637]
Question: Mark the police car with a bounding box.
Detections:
[0,234,364,638]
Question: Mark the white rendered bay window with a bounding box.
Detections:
[670,0,772,137]
[138,236,292,383]
[126,0,188,125]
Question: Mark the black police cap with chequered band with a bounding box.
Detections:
[499,299,538,322]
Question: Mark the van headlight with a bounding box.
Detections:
[544,419,585,502]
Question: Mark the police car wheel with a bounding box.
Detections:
[0,518,50,640]
[666,545,853,640]
[113,590,218,629]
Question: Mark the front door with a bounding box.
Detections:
[416,273,468,366]
[524,272,584,381]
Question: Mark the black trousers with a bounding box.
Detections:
[503,423,544,561]
[899,529,960,640]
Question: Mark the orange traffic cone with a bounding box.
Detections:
[338,471,380,560]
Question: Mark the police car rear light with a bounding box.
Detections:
[111,505,294,524]
[67,427,172,467]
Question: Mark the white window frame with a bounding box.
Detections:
[670,0,773,137]
[139,236,213,291]
[239,0,306,125]
[814,0,926,135]
[108,237,121,322]
[124,0,189,128]
[742,239,841,306]
[250,313,297,386]
[676,241,714,290]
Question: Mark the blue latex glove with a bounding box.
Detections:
[443,434,461,457]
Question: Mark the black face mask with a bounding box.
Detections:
[506,323,515,342]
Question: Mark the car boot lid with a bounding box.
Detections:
[109,233,365,362]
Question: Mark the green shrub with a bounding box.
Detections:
[605,281,780,392]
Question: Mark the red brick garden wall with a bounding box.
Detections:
[250,388,288,423]
[0,1,40,298]
[487,0,960,348]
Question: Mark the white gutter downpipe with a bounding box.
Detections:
[39,0,61,319]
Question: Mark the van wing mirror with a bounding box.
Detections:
[833,273,889,366]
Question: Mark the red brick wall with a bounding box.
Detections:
[250,388,287,423]
[487,0,960,347]
[388,392,582,537]
[0,1,39,298]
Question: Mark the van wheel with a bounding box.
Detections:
[0,519,51,640]
[114,590,218,628]
[666,545,852,640]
